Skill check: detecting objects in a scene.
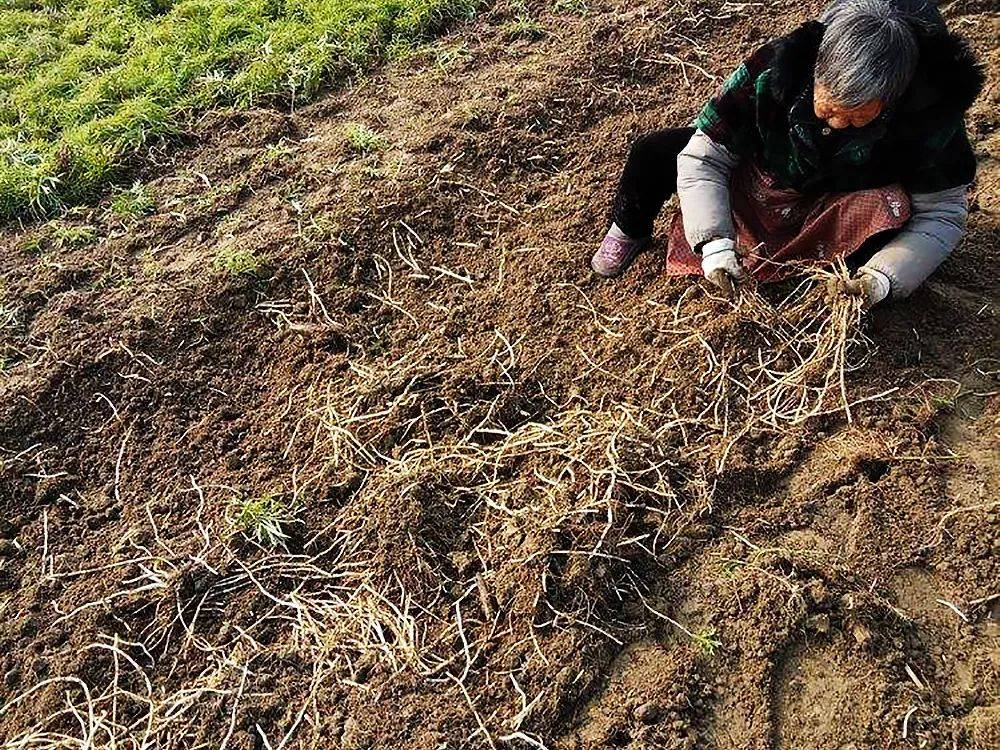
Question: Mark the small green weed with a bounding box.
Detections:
[110,182,155,220]
[553,0,588,14]
[692,628,722,657]
[434,43,471,70]
[138,251,164,280]
[930,393,958,412]
[717,558,744,578]
[214,245,267,276]
[502,16,547,40]
[91,269,135,291]
[344,123,388,154]
[232,495,298,548]
[50,224,96,248]
[265,141,297,161]
[19,235,45,255]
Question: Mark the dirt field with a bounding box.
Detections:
[0,1,997,748]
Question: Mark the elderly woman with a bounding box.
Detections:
[592,0,983,307]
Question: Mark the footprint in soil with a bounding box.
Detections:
[770,640,886,750]
[889,567,981,702]
[561,641,704,749]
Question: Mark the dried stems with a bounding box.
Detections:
[3,261,887,747]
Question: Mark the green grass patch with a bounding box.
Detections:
[213,244,267,276]
[502,15,545,40]
[0,0,480,220]
[50,223,97,248]
[110,181,155,219]
[344,122,387,153]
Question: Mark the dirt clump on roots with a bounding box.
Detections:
[0,1,998,748]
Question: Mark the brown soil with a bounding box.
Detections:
[1,1,998,748]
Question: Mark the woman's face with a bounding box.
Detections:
[813,84,884,129]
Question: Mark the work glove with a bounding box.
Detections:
[700,237,745,296]
[829,268,891,310]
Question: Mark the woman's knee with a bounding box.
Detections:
[627,132,661,162]
[627,128,696,165]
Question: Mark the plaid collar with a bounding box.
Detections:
[788,88,889,167]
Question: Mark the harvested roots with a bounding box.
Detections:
[735,262,876,427]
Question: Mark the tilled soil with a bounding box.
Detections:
[0,1,997,748]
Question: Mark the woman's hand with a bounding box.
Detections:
[827,269,891,310]
[700,238,745,295]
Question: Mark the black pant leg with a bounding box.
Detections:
[610,126,696,239]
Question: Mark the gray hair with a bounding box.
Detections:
[816,0,920,107]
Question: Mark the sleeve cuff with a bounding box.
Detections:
[688,229,736,253]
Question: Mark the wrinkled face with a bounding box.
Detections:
[813,84,884,129]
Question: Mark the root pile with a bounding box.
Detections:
[0,268,891,748]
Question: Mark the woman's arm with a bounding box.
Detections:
[677,43,772,252]
[860,186,969,298]
[676,129,741,251]
[675,40,773,289]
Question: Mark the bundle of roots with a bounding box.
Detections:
[733,262,876,427]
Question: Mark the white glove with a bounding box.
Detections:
[700,238,745,294]
[854,268,891,308]
[826,268,891,310]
